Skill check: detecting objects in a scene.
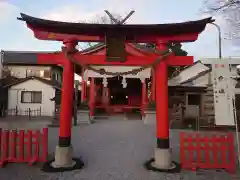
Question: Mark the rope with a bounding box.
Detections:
[63,47,172,76]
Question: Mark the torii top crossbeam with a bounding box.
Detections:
[18,13,214,43]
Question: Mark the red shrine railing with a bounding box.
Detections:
[180,132,237,173]
[0,128,48,167]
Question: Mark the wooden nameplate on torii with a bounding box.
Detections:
[105,31,127,62]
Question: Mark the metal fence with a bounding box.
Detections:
[5,106,42,120]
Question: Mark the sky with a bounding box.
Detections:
[0,0,239,61]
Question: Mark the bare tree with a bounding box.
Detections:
[204,0,240,12]
[77,12,123,50]
[203,0,240,45]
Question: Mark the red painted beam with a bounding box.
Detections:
[37,53,193,66]
[30,26,199,43]
[167,56,193,66]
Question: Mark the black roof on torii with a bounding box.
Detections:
[18,13,214,37]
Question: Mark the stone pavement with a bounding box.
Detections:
[0,115,52,129]
[0,119,239,180]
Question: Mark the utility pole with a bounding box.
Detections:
[210,22,222,59]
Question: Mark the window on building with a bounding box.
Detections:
[21,91,42,103]
[40,70,44,77]
[26,69,32,77]
[26,69,49,78]
[43,70,50,78]
[187,94,201,105]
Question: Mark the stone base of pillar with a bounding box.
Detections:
[144,148,181,173]
[41,146,84,172]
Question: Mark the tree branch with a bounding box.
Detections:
[210,0,240,11]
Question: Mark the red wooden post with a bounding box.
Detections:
[81,68,86,102]
[227,133,236,173]
[1,130,9,167]
[59,52,74,146]
[196,134,201,166]
[204,135,211,168]
[141,78,146,116]
[156,60,169,137]
[180,132,185,167]
[27,130,32,162]
[151,69,155,101]
[10,130,17,161]
[41,128,48,162]
[153,42,172,169]
[89,77,95,117]
[33,130,41,165]
[18,130,24,162]
[188,134,196,170]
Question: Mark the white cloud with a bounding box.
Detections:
[0,1,18,22]
[0,0,236,58]
[41,0,159,24]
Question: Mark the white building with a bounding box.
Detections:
[6,76,61,116]
[168,61,211,87]
[0,51,63,117]
[169,58,240,126]
[169,58,240,88]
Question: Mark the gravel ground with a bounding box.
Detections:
[0,119,240,180]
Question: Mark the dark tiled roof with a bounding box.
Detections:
[4,76,61,90]
[2,50,38,65]
[80,42,155,54]
[0,76,22,87]
[235,80,240,88]
[2,43,150,64]
[169,85,206,92]
[80,43,105,53]
[18,13,214,37]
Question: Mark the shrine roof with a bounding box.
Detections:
[80,42,154,55]
[18,13,214,37]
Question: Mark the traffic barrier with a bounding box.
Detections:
[0,128,48,167]
[180,132,236,173]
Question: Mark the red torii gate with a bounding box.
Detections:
[18,13,213,172]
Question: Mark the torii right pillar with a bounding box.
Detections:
[146,42,180,172]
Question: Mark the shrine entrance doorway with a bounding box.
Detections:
[109,76,128,105]
[94,76,143,117]
[109,77,141,105]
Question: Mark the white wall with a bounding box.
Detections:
[6,65,51,79]
[8,79,55,116]
[193,65,239,87]
[230,66,238,77]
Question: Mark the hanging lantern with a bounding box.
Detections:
[122,76,127,88]
[140,76,145,83]
[102,75,108,87]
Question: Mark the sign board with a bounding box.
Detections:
[212,60,235,126]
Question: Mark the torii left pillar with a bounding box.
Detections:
[43,42,84,172]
